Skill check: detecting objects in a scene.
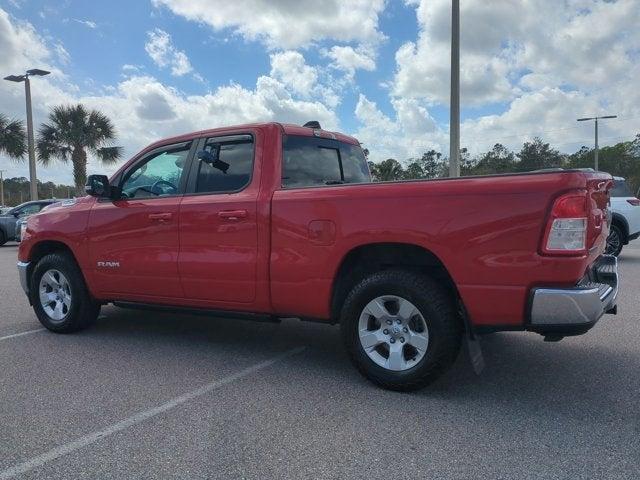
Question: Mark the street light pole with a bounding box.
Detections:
[24,76,38,200]
[577,115,617,171]
[4,68,50,201]
[594,117,598,171]
[0,170,5,206]
[449,0,460,177]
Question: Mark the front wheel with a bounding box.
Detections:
[30,252,100,333]
[606,224,623,257]
[340,270,462,391]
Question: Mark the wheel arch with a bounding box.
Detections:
[330,242,463,322]
[25,240,82,292]
[611,212,629,243]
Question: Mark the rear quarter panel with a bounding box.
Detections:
[270,172,605,326]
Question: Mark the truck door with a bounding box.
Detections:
[178,134,258,305]
[87,141,194,299]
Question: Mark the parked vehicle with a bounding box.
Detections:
[606,176,640,256]
[0,206,12,215]
[15,218,27,243]
[14,200,72,243]
[0,200,60,245]
[17,122,618,390]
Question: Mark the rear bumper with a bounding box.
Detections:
[528,255,618,336]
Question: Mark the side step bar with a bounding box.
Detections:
[113,301,281,323]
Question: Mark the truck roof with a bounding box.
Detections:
[143,122,360,154]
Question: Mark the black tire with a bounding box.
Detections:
[29,252,100,333]
[606,224,624,257]
[340,269,463,391]
[0,229,6,246]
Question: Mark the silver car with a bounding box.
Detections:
[0,200,60,245]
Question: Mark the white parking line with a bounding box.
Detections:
[0,328,45,342]
[0,346,305,479]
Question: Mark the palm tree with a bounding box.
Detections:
[36,104,122,193]
[0,113,26,159]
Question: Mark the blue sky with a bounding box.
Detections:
[0,0,638,184]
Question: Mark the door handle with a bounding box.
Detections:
[218,209,247,221]
[148,213,172,222]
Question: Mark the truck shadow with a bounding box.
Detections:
[422,331,638,426]
[86,306,637,428]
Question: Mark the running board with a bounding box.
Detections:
[113,301,281,323]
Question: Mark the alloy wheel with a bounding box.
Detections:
[39,269,72,323]
[358,295,429,371]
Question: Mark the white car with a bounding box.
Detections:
[607,176,640,256]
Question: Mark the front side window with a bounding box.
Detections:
[194,137,254,194]
[282,135,371,188]
[121,144,190,199]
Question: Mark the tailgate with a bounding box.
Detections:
[585,173,614,252]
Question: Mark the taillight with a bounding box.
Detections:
[541,192,588,255]
[627,198,640,206]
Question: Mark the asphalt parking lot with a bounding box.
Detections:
[1,243,639,479]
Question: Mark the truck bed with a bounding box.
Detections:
[270,170,612,326]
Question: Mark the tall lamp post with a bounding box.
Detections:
[449,0,460,177]
[0,169,5,207]
[577,115,617,171]
[4,68,50,201]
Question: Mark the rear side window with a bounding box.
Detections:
[194,137,254,193]
[611,180,633,197]
[282,135,371,188]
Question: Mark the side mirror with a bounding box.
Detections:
[85,174,111,198]
[197,148,229,174]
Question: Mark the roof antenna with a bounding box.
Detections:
[303,121,321,129]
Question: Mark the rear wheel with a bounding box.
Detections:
[606,224,623,256]
[30,252,100,333]
[340,269,462,391]
[0,229,6,246]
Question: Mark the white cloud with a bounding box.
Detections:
[151,0,386,49]
[269,50,340,108]
[377,0,640,162]
[0,8,52,74]
[2,2,639,188]
[393,0,519,106]
[72,19,97,29]
[0,8,340,185]
[144,28,193,76]
[53,43,70,65]
[122,64,142,72]
[353,94,444,162]
[324,46,376,79]
[393,0,640,107]
[269,51,318,97]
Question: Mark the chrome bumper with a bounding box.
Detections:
[529,255,618,334]
[17,261,30,296]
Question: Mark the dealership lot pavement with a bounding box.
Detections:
[1,242,639,479]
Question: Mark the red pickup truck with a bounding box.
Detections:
[18,122,618,390]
